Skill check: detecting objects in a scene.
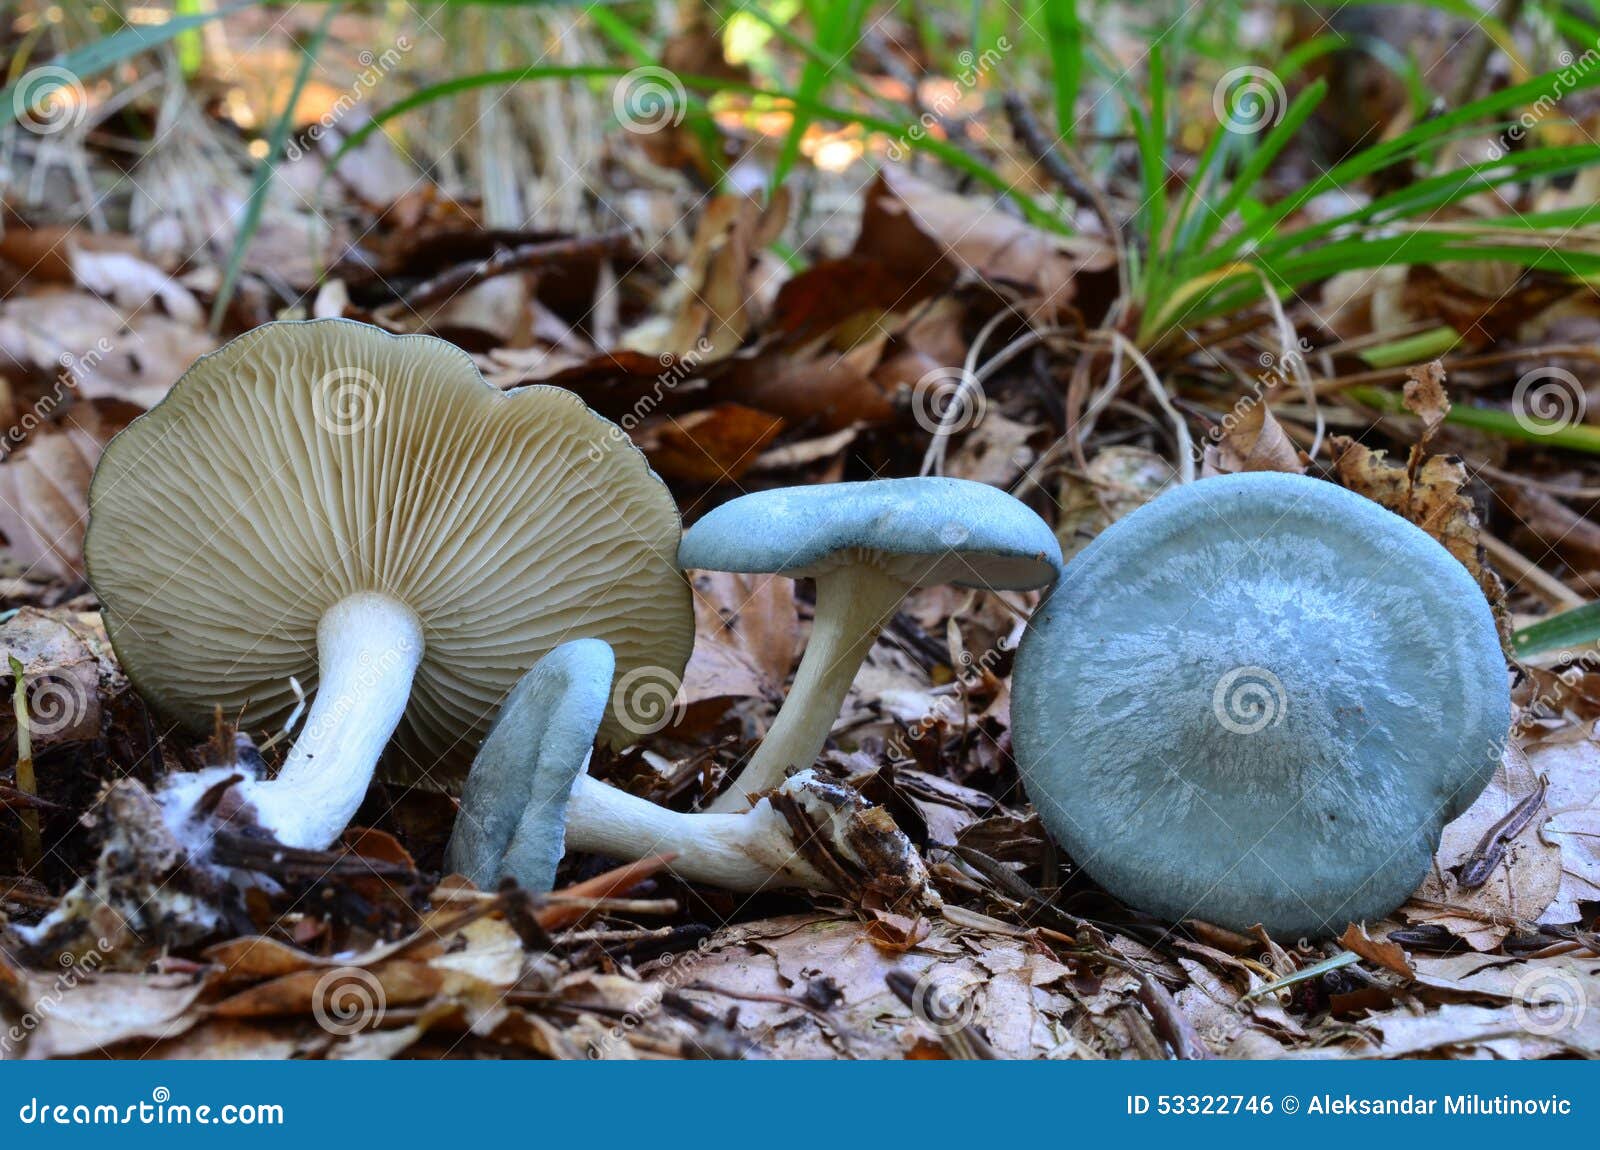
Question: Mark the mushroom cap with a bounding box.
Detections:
[678,477,1061,588]
[1013,472,1510,938]
[85,319,693,789]
[446,639,613,891]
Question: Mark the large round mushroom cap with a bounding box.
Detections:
[1013,472,1509,938]
[678,477,1061,589]
[86,319,693,789]
[446,639,613,891]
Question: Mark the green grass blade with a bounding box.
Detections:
[1514,601,1600,656]
[210,3,335,330]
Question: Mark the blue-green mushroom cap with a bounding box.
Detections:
[678,477,1062,588]
[446,639,615,892]
[1013,472,1510,939]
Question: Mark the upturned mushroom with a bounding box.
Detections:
[679,477,1061,812]
[447,639,930,899]
[85,320,693,850]
[1012,472,1511,938]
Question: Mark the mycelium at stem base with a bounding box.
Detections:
[230,592,424,850]
[707,564,909,813]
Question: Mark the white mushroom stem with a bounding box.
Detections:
[563,773,835,892]
[709,565,910,812]
[234,592,424,849]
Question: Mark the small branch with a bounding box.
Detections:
[390,230,635,316]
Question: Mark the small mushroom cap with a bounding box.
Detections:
[85,320,692,788]
[446,639,613,892]
[1013,472,1510,938]
[678,477,1061,588]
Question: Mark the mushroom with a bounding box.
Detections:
[1012,472,1511,937]
[679,477,1061,811]
[447,639,930,899]
[85,320,693,850]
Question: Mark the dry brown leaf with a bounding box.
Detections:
[859,170,1111,315]
[662,191,789,359]
[1055,446,1177,561]
[641,403,784,484]
[0,402,134,580]
[1328,436,1507,634]
[1402,360,1451,446]
[1405,742,1562,949]
[6,971,205,1060]
[1338,922,1415,977]
[0,605,119,745]
[1200,394,1306,477]
[681,570,799,708]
